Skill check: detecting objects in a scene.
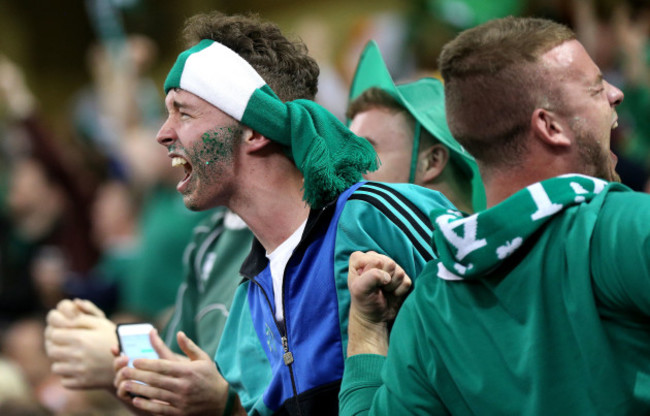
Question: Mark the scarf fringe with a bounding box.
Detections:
[301,133,378,208]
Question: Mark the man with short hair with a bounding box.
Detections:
[113,12,455,416]
[340,16,650,415]
[347,40,484,213]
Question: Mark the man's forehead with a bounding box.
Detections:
[541,39,600,83]
[543,40,578,67]
[166,88,214,109]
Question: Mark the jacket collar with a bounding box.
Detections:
[239,198,338,279]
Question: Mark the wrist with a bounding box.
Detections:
[347,307,389,357]
[222,384,237,416]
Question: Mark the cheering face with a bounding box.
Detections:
[542,40,624,181]
[156,89,243,211]
[349,107,415,184]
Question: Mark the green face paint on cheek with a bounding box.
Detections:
[187,124,241,185]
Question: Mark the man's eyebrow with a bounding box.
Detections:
[587,73,604,90]
[172,100,188,110]
[593,73,604,86]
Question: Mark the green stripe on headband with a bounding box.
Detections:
[164,39,378,208]
[164,39,213,94]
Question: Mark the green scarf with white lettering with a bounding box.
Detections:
[431,174,630,281]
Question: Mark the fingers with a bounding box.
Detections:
[45,341,78,362]
[150,329,176,361]
[349,251,411,296]
[114,355,130,375]
[129,395,176,416]
[119,360,180,395]
[51,361,81,379]
[349,251,382,275]
[111,344,121,357]
[45,326,102,347]
[70,314,115,331]
[349,251,400,278]
[381,265,412,296]
[47,307,114,332]
[73,298,106,318]
[177,332,211,362]
[46,309,75,328]
[56,299,81,319]
[351,268,392,297]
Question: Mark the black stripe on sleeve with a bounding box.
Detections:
[354,184,433,245]
[364,182,434,230]
[348,193,434,262]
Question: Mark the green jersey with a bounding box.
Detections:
[163,208,254,356]
[341,175,650,415]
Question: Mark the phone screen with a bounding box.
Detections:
[117,323,159,367]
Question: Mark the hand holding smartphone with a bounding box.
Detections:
[116,323,159,367]
[116,323,159,396]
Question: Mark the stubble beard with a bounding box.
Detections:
[183,124,242,211]
[575,128,620,183]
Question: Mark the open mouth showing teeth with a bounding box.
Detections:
[171,157,186,167]
[171,157,192,186]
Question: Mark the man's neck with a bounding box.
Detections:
[426,170,474,213]
[482,159,576,208]
[230,167,310,253]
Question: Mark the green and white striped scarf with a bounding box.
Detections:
[164,39,378,208]
[431,174,629,281]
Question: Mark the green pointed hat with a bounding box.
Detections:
[348,40,485,211]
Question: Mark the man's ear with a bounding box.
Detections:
[242,128,273,153]
[419,143,449,183]
[531,108,571,147]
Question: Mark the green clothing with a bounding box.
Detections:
[122,186,209,319]
[162,208,253,356]
[340,175,650,415]
[217,182,453,415]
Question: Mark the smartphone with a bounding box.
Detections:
[116,323,158,397]
[116,323,159,368]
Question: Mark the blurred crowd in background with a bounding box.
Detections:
[0,0,649,414]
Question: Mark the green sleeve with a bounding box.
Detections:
[160,209,226,354]
[216,282,274,415]
[591,191,650,316]
[339,297,449,416]
[334,183,455,356]
[339,354,385,416]
[161,246,199,354]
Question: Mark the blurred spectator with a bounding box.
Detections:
[404,0,526,74]
[1,316,130,415]
[571,0,650,191]
[1,318,51,396]
[0,55,99,324]
[0,400,52,416]
[85,180,138,315]
[0,343,52,415]
[70,34,163,180]
[0,357,31,404]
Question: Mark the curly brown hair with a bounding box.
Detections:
[182,11,319,102]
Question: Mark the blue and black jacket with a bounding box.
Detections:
[216,182,454,415]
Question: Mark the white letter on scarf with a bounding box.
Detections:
[436,213,487,261]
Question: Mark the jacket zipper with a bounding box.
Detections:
[249,278,302,416]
